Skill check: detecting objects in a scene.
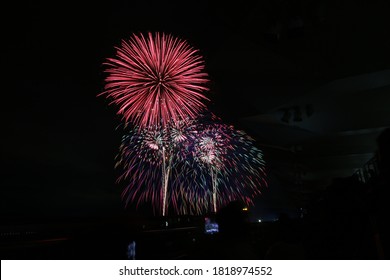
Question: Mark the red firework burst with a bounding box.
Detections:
[101,32,209,128]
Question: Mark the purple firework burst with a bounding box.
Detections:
[177,121,267,214]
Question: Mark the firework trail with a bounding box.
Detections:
[117,120,198,215]
[182,121,267,213]
[160,119,198,216]
[193,123,231,213]
[116,118,267,215]
[101,32,209,128]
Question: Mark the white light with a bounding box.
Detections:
[258,219,262,223]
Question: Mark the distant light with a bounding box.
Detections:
[258,219,262,223]
[205,218,219,234]
[127,241,136,260]
[242,207,248,211]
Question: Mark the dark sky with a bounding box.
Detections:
[2,0,390,219]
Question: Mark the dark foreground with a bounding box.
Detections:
[0,211,386,260]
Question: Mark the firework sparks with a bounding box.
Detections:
[115,114,267,215]
[117,120,198,215]
[101,32,209,128]
[116,125,166,212]
[192,123,232,213]
[182,121,267,213]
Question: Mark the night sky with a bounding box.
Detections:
[2,0,390,220]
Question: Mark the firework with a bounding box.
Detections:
[191,123,232,213]
[183,122,267,213]
[116,119,267,216]
[101,32,209,128]
[160,119,199,216]
[116,125,166,212]
[222,129,267,204]
[117,120,198,215]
